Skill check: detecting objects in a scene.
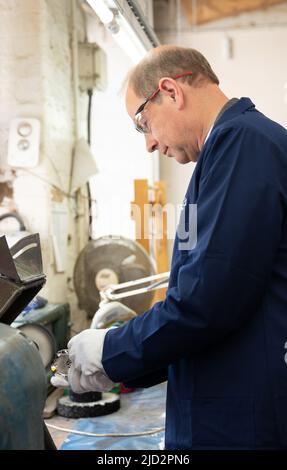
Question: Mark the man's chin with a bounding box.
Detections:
[164,149,194,164]
[174,153,192,164]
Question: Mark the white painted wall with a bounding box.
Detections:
[0,0,90,332]
[86,13,156,241]
[0,0,159,331]
[156,3,287,259]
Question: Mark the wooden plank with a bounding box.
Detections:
[152,181,168,302]
[181,0,287,26]
[131,179,150,255]
[131,179,169,303]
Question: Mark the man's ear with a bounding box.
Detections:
[158,77,184,109]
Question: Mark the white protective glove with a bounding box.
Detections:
[90,301,137,329]
[67,328,116,393]
[68,364,115,394]
[50,373,69,388]
[51,302,136,393]
[50,365,114,393]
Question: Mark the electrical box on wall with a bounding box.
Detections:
[78,42,107,92]
[7,118,41,168]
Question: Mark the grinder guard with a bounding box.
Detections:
[0,233,56,450]
[0,234,46,325]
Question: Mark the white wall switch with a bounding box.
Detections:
[7,118,41,168]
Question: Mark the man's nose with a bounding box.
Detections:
[145,134,158,153]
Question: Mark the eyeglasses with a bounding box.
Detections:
[134,71,193,134]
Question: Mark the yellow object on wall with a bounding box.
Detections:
[131,179,168,303]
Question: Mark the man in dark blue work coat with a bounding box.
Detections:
[65,46,287,449]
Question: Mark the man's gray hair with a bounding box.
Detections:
[128,45,219,99]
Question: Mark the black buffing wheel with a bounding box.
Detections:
[57,392,120,419]
[69,390,102,403]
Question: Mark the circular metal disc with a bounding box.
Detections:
[18,323,56,369]
[73,236,156,318]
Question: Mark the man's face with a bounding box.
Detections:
[125,85,199,164]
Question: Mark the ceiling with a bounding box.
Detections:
[180,0,287,25]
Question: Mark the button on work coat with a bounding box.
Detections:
[102,98,287,449]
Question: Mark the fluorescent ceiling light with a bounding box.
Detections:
[86,0,148,64]
[113,15,147,64]
[86,0,114,24]
[112,29,143,63]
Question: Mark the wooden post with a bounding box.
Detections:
[131,179,150,255]
[131,179,168,304]
[152,181,168,302]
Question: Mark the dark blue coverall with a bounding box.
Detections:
[102,98,287,449]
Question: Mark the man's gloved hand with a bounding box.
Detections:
[50,365,115,393]
[51,301,136,393]
[50,373,69,388]
[67,364,115,394]
[67,328,116,393]
[68,328,108,375]
[90,301,137,329]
